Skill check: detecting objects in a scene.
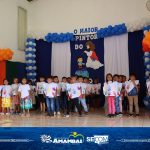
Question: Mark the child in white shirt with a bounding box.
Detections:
[103,73,113,117]
[1,79,12,115]
[78,76,88,114]
[113,75,122,116]
[125,74,139,116]
[91,78,101,109]
[66,76,82,117]
[45,77,58,117]
[60,77,68,115]
[18,78,32,117]
[36,77,46,113]
[11,78,20,114]
[53,76,61,115]
[84,78,92,109]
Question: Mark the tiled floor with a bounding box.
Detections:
[0,108,150,127]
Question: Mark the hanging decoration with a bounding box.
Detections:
[143,26,150,81]
[45,32,74,43]
[0,48,14,61]
[25,38,37,82]
[97,23,127,38]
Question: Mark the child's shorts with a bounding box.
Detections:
[21,97,32,110]
[2,98,11,108]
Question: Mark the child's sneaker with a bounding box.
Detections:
[65,115,70,118]
[6,113,10,116]
[57,112,61,115]
[1,113,5,115]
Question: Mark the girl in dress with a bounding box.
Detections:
[103,73,113,117]
[18,78,32,117]
[1,79,12,115]
[11,78,20,114]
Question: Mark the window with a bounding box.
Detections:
[18,7,27,50]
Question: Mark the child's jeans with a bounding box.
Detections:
[46,97,55,115]
[54,96,60,112]
[115,96,120,114]
[108,96,115,114]
[79,98,88,112]
[61,92,67,114]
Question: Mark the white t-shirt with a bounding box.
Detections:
[18,84,30,98]
[146,80,150,96]
[1,85,12,98]
[68,83,81,99]
[56,83,61,96]
[80,83,87,94]
[92,83,101,94]
[86,83,92,95]
[60,82,67,92]
[103,81,112,96]
[45,82,58,98]
[11,83,19,96]
[36,82,46,94]
[107,81,118,96]
[125,80,139,93]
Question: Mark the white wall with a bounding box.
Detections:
[0,0,150,62]
[28,0,150,35]
[0,0,29,62]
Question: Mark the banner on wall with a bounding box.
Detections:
[70,34,104,83]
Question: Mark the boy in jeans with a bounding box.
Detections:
[66,76,82,117]
[45,77,58,117]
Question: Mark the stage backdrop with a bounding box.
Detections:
[70,37,104,84]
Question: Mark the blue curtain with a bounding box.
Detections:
[35,39,52,79]
[128,30,146,106]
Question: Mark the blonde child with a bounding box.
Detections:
[1,79,12,115]
[11,78,20,114]
[18,78,32,117]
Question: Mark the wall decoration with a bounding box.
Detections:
[70,37,104,83]
[25,38,37,82]
[0,48,14,61]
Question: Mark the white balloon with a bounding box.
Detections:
[146,71,149,76]
[145,57,150,62]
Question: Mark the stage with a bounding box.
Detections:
[0,108,150,127]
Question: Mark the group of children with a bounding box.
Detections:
[0,73,140,118]
[0,76,101,117]
[103,73,140,117]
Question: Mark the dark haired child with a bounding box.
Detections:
[103,73,113,116]
[18,78,32,117]
[36,77,46,113]
[1,79,12,115]
[125,74,139,117]
[11,78,20,114]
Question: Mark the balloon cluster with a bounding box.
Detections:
[142,31,150,52]
[25,38,37,82]
[0,48,14,61]
[97,23,127,38]
[45,32,74,43]
[143,96,150,110]
[144,52,150,80]
[126,18,150,32]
